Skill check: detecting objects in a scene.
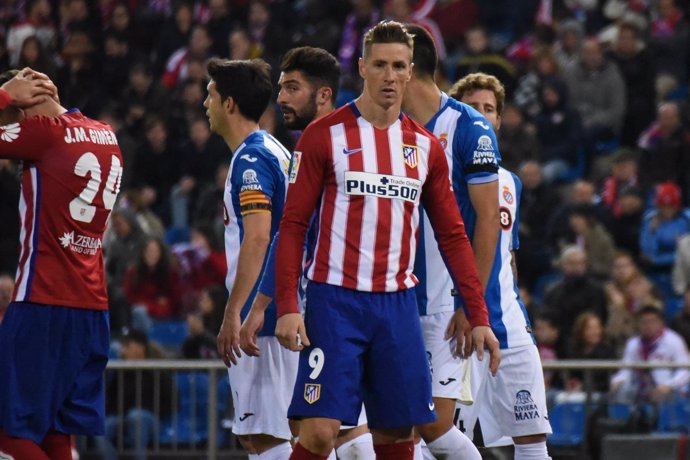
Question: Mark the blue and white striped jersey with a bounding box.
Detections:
[414,94,533,349]
[223,129,291,337]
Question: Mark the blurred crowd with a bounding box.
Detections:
[0,0,690,405]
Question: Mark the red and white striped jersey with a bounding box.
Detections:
[276,103,488,327]
[0,110,123,310]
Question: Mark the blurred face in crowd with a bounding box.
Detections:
[534,319,559,346]
[626,275,654,301]
[460,89,501,131]
[146,120,167,151]
[658,0,677,19]
[189,118,211,148]
[582,316,604,347]
[658,103,681,135]
[616,27,638,56]
[611,254,637,284]
[618,193,643,216]
[572,181,595,204]
[561,249,587,277]
[612,159,637,181]
[638,311,664,340]
[465,28,488,55]
[568,213,590,236]
[121,340,146,360]
[561,30,580,53]
[111,3,130,31]
[143,240,162,269]
[519,161,542,189]
[229,30,252,60]
[581,38,603,70]
[277,70,318,130]
[111,212,133,238]
[175,4,193,31]
[189,27,212,56]
[501,104,523,131]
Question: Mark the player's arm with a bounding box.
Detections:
[0,113,54,161]
[422,141,500,374]
[275,126,327,351]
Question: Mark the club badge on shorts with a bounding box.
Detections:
[304,384,321,404]
[403,144,418,169]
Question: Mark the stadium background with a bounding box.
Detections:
[1,0,690,458]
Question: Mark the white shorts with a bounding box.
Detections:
[420,312,464,399]
[227,336,299,440]
[456,344,552,446]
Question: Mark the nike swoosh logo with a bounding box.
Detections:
[439,378,457,386]
[342,148,363,155]
[239,413,254,421]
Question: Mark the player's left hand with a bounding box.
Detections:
[275,313,310,351]
[217,312,242,367]
[240,307,265,357]
[471,325,501,376]
[446,309,472,358]
[2,70,55,107]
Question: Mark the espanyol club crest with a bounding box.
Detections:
[502,185,514,204]
[304,384,321,404]
[403,144,418,169]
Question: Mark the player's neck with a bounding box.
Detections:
[224,117,260,152]
[354,93,401,129]
[23,99,68,118]
[315,103,335,121]
[402,78,441,126]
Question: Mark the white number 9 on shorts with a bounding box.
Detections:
[308,347,325,380]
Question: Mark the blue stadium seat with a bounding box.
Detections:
[160,372,209,445]
[559,148,587,182]
[149,320,188,348]
[608,403,633,421]
[657,399,690,433]
[548,403,586,446]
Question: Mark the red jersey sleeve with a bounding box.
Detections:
[421,138,489,327]
[275,123,329,316]
[0,115,59,161]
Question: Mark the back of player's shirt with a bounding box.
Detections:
[0,110,123,309]
[223,130,290,336]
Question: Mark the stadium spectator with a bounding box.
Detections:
[96,327,173,460]
[6,0,56,66]
[124,237,182,327]
[288,0,342,54]
[17,35,56,79]
[638,102,690,195]
[542,245,609,352]
[564,37,626,156]
[568,312,616,393]
[533,313,562,390]
[455,25,516,92]
[198,284,226,338]
[154,2,193,74]
[611,306,690,403]
[206,0,234,58]
[535,76,583,183]
[567,204,617,280]
[600,148,639,217]
[672,234,690,295]
[606,251,644,353]
[162,24,214,90]
[337,0,381,79]
[610,184,645,260]
[0,69,121,459]
[0,273,13,324]
[554,19,584,70]
[56,30,106,117]
[648,0,690,86]
[119,62,169,136]
[182,311,218,359]
[513,49,562,120]
[496,102,540,170]
[609,22,656,147]
[102,31,133,100]
[639,181,690,274]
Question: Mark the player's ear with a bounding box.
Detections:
[316,87,332,107]
[495,114,502,131]
[224,96,235,114]
[358,57,366,79]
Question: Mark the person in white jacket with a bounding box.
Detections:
[611,306,690,403]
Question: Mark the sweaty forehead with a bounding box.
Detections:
[367,42,412,61]
[463,89,496,107]
[279,70,309,87]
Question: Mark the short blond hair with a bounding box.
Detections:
[363,21,413,58]
[449,72,506,115]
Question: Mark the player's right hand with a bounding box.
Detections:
[217,313,242,367]
[275,313,310,351]
[2,70,55,107]
[471,325,501,376]
[446,309,473,358]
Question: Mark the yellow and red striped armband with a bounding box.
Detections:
[239,190,272,216]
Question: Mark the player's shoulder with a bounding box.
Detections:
[305,103,355,134]
[401,113,440,144]
[450,99,493,133]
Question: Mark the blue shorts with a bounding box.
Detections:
[0,302,110,443]
[288,282,436,429]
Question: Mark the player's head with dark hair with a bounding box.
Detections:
[362,20,413,59]
[277,46,341,130]
[0,69,20,86]
[0,69,23,125]
[205,58,272,126]
[404,23,437,79]
[449,72,506,116]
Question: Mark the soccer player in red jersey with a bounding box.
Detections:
[0,68,123,460]
[274,21,500,460]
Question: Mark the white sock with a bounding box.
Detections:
[336,432,375,460]
[420,439,436,460]
[258,442,293,460]
[514,441,551,460]
[426,427,481,460]
[413,440,423,460]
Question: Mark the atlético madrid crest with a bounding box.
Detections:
[304,384,321,404]
[403,144,418,169]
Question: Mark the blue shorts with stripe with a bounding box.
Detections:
[0,302,109,443]
[288,282,436,429]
